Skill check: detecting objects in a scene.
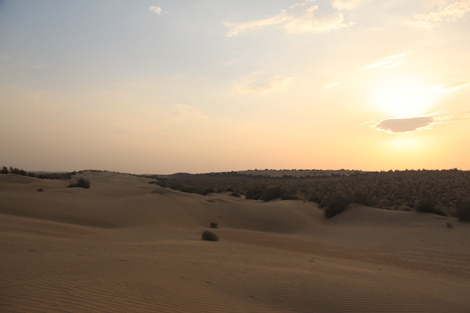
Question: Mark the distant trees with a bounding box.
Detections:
[0,166,75,179]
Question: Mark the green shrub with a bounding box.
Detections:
[414,198,446,216]
[202,230,219,241]
[324,195,351,219]
[68,177,91,189]
[456,200,470,221]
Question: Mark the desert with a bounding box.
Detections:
[1,170,470,313]
[3,1,470,312]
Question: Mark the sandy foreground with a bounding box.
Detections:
[1,171,469,313]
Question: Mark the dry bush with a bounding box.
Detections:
[202,230,219,241]
[68,177,91,189]
[229,191,241,198]
[352,190,375,207]
[324,195,351,219]
[414,198,447,216]
[245,185,266,200]
[456,200,470,221]
[308,193,322,204]
[260,186,285,201]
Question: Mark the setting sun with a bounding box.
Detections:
[372,77,434,118]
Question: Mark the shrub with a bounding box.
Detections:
[260,186,285,201]
[324,195,351,219]
[210,222,218,228]
[414,198,446,216]
[202,230,219,241]
[352,190,375,207]
[456,200,470,221]
[308,193,322,204]
[229,191,241,198]
[68,177,91,189]
[258,186,300,202]
[245,185,266,200]
[37,188,44,192]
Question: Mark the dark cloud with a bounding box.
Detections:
[375,116,434,133]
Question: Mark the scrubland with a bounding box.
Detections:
[151,169,470,216]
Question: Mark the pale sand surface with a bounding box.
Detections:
[1,171,470,312]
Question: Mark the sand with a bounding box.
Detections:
[1,171,469,312]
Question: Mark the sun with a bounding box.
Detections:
[371,76,435,117]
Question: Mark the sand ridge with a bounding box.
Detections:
[1,171,470,312]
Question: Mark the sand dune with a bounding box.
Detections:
[1,171,469,312]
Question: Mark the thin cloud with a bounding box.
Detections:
[384,61,403,68]
[290,0,315,9]
[150,6,162,15]
[223,59,239,66]
[375,116,434,134]
[283,6,353,33]
[323,81,339,89]
[362,54,407,70]
[236,76,293,94]
[171,104,206,120]
[433,81,470,93]
[332,0,367,10]
[408,0,470,28]
[225,5,353,37]
[225,14,288,37]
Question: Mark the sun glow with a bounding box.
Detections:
[372,77,435,117]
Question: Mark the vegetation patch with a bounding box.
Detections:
[202,230,219,241]
[229,191,241,198]
[456,200,470,221]
[324,194,351,219]
[260,186,285,201]
[352,190,375,207]
[68,177,91,189]
[245,185,267,200]
[414,198,447,216]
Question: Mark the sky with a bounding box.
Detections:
[1,0,469,174]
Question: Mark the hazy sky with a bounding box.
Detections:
[1,0,469,174]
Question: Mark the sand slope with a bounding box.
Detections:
[1,171,470,312]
